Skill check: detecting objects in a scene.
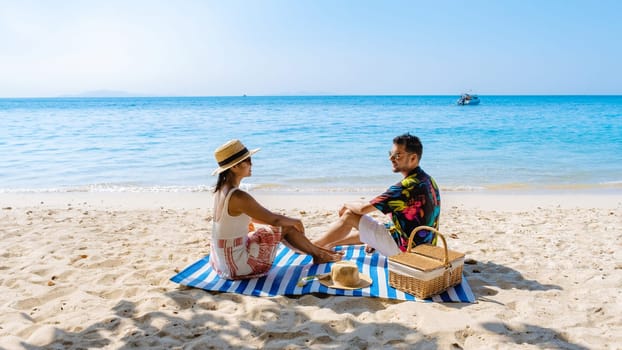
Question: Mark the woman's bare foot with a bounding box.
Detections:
[311,239,333,250]
[312,247,343,264]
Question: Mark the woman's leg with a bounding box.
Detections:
[280,227,343,264]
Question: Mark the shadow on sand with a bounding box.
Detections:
[13,282,591,350]
[13,259,578,350]
[481,322,589,350]
[463,260,561,299]
[13,290,429,349]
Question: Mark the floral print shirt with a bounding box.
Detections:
[370,166,440,251]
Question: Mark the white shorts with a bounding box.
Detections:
[359,215,401,257]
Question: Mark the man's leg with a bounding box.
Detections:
[358,215,401,257]
[322,231,363,248]
[314,209,362,249]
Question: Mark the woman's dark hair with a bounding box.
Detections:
[393,133,423,158]
[213,169,230,193]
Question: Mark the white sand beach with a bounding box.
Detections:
[1,191,620,349]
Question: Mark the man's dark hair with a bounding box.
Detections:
[393,133,423,158]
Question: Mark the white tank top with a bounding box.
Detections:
[212,188,250,240]
[210,188,255,278]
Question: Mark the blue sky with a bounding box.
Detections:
[1,0,621,97]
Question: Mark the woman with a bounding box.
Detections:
[209,139,342,279]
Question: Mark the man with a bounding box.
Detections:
[314,133,440,256]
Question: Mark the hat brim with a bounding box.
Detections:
[211,148,260,176]
[318,273,373,290]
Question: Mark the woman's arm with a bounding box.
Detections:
[229,190,304,232]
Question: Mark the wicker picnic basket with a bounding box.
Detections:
[388,226,465,299]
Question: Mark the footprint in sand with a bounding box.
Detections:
[12,297,41,310]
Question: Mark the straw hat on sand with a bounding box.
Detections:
[319,261,372,290]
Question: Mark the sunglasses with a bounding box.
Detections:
[388,151,411,160]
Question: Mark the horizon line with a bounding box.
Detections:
[1,93,622,99]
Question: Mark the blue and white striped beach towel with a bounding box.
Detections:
[171,244,475,302]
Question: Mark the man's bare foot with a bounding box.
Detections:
[312,248,343,264]
[364,245,376,254]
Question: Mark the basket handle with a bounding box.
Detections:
[407,226,449,267]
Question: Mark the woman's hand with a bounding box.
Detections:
[290,218,305,233]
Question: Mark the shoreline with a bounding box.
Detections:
[1,189,620,211]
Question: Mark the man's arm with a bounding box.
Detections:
[339,201,377,216]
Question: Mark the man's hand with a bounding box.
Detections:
[338,205,348,217]
[338,201,376,217]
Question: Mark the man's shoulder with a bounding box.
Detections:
[409,167,437,183]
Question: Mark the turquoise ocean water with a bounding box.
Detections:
[1,96,621,193]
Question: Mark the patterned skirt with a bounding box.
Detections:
[209,226,282,280]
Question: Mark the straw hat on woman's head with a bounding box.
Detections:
[212,139,260,175]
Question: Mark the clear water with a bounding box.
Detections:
[1,95,621,193]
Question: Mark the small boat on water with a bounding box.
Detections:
[457,93,480,105]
